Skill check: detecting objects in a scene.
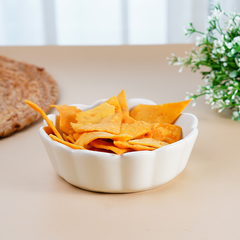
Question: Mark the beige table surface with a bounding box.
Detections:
[1,45,240,240]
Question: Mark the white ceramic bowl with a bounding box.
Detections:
[39,98,198,193]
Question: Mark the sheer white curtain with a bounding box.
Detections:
[0,0,238,46]
[0,0,45,45]
[167,0,209,44]
[211,0,240,13]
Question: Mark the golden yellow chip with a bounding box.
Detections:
[73,112,122,134]
[114,140,156,151]
[86,145,113,153]
[73,132,83,141]
[105,96,122,113]
[128,138,169,148]
[63,133,68,141]
[49,134,85,150]
[43,126,54,135]
[90,139,130,155]
[63,134,75,144]
[153,123,182,144]
[129,99,190,124]
[25,99,63,140]
[151,128,164,141]
[120,121,152,139]
[150,123,164,141]
[75,131,132,147]
[122,114,136,124]
[51,104,81,135]
[135,131,152,139]
[71,102,115,131]
[117,90,129,116]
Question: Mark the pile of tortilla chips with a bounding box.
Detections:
[25,90,190,155]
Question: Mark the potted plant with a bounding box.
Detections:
[168,3,240,121]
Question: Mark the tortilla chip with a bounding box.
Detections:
[63,133,67,141]
[129,99,190,124]
[25,99,63,140]
[105,96,122,113]
[75,131,132,147]
[49,134,85,150]
[135,131,152,139]
[153,123,182,144]
[71,102,115,131]
[117,90,129,115]
[86,145,114,153]
[51,104,81,135]
[90,139,130,155]
[150,123,164,141]
[151,128,165,141]
[128,138,169,148]
[72,112,122,134]
[63,134,75,144]
[114,140,156,151]
[73,132,83,141]
[43,126,54,135]
[122,114,136,124]
[120,121,152,139]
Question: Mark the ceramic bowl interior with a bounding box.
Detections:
[39,98,198,193]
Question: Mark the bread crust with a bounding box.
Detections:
[0,55,58,137]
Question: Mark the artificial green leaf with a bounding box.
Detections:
[229,70,238,78]
[228,62,238,68]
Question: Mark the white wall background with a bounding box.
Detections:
[0,0,239,46]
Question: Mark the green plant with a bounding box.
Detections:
[168,3,240,121]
